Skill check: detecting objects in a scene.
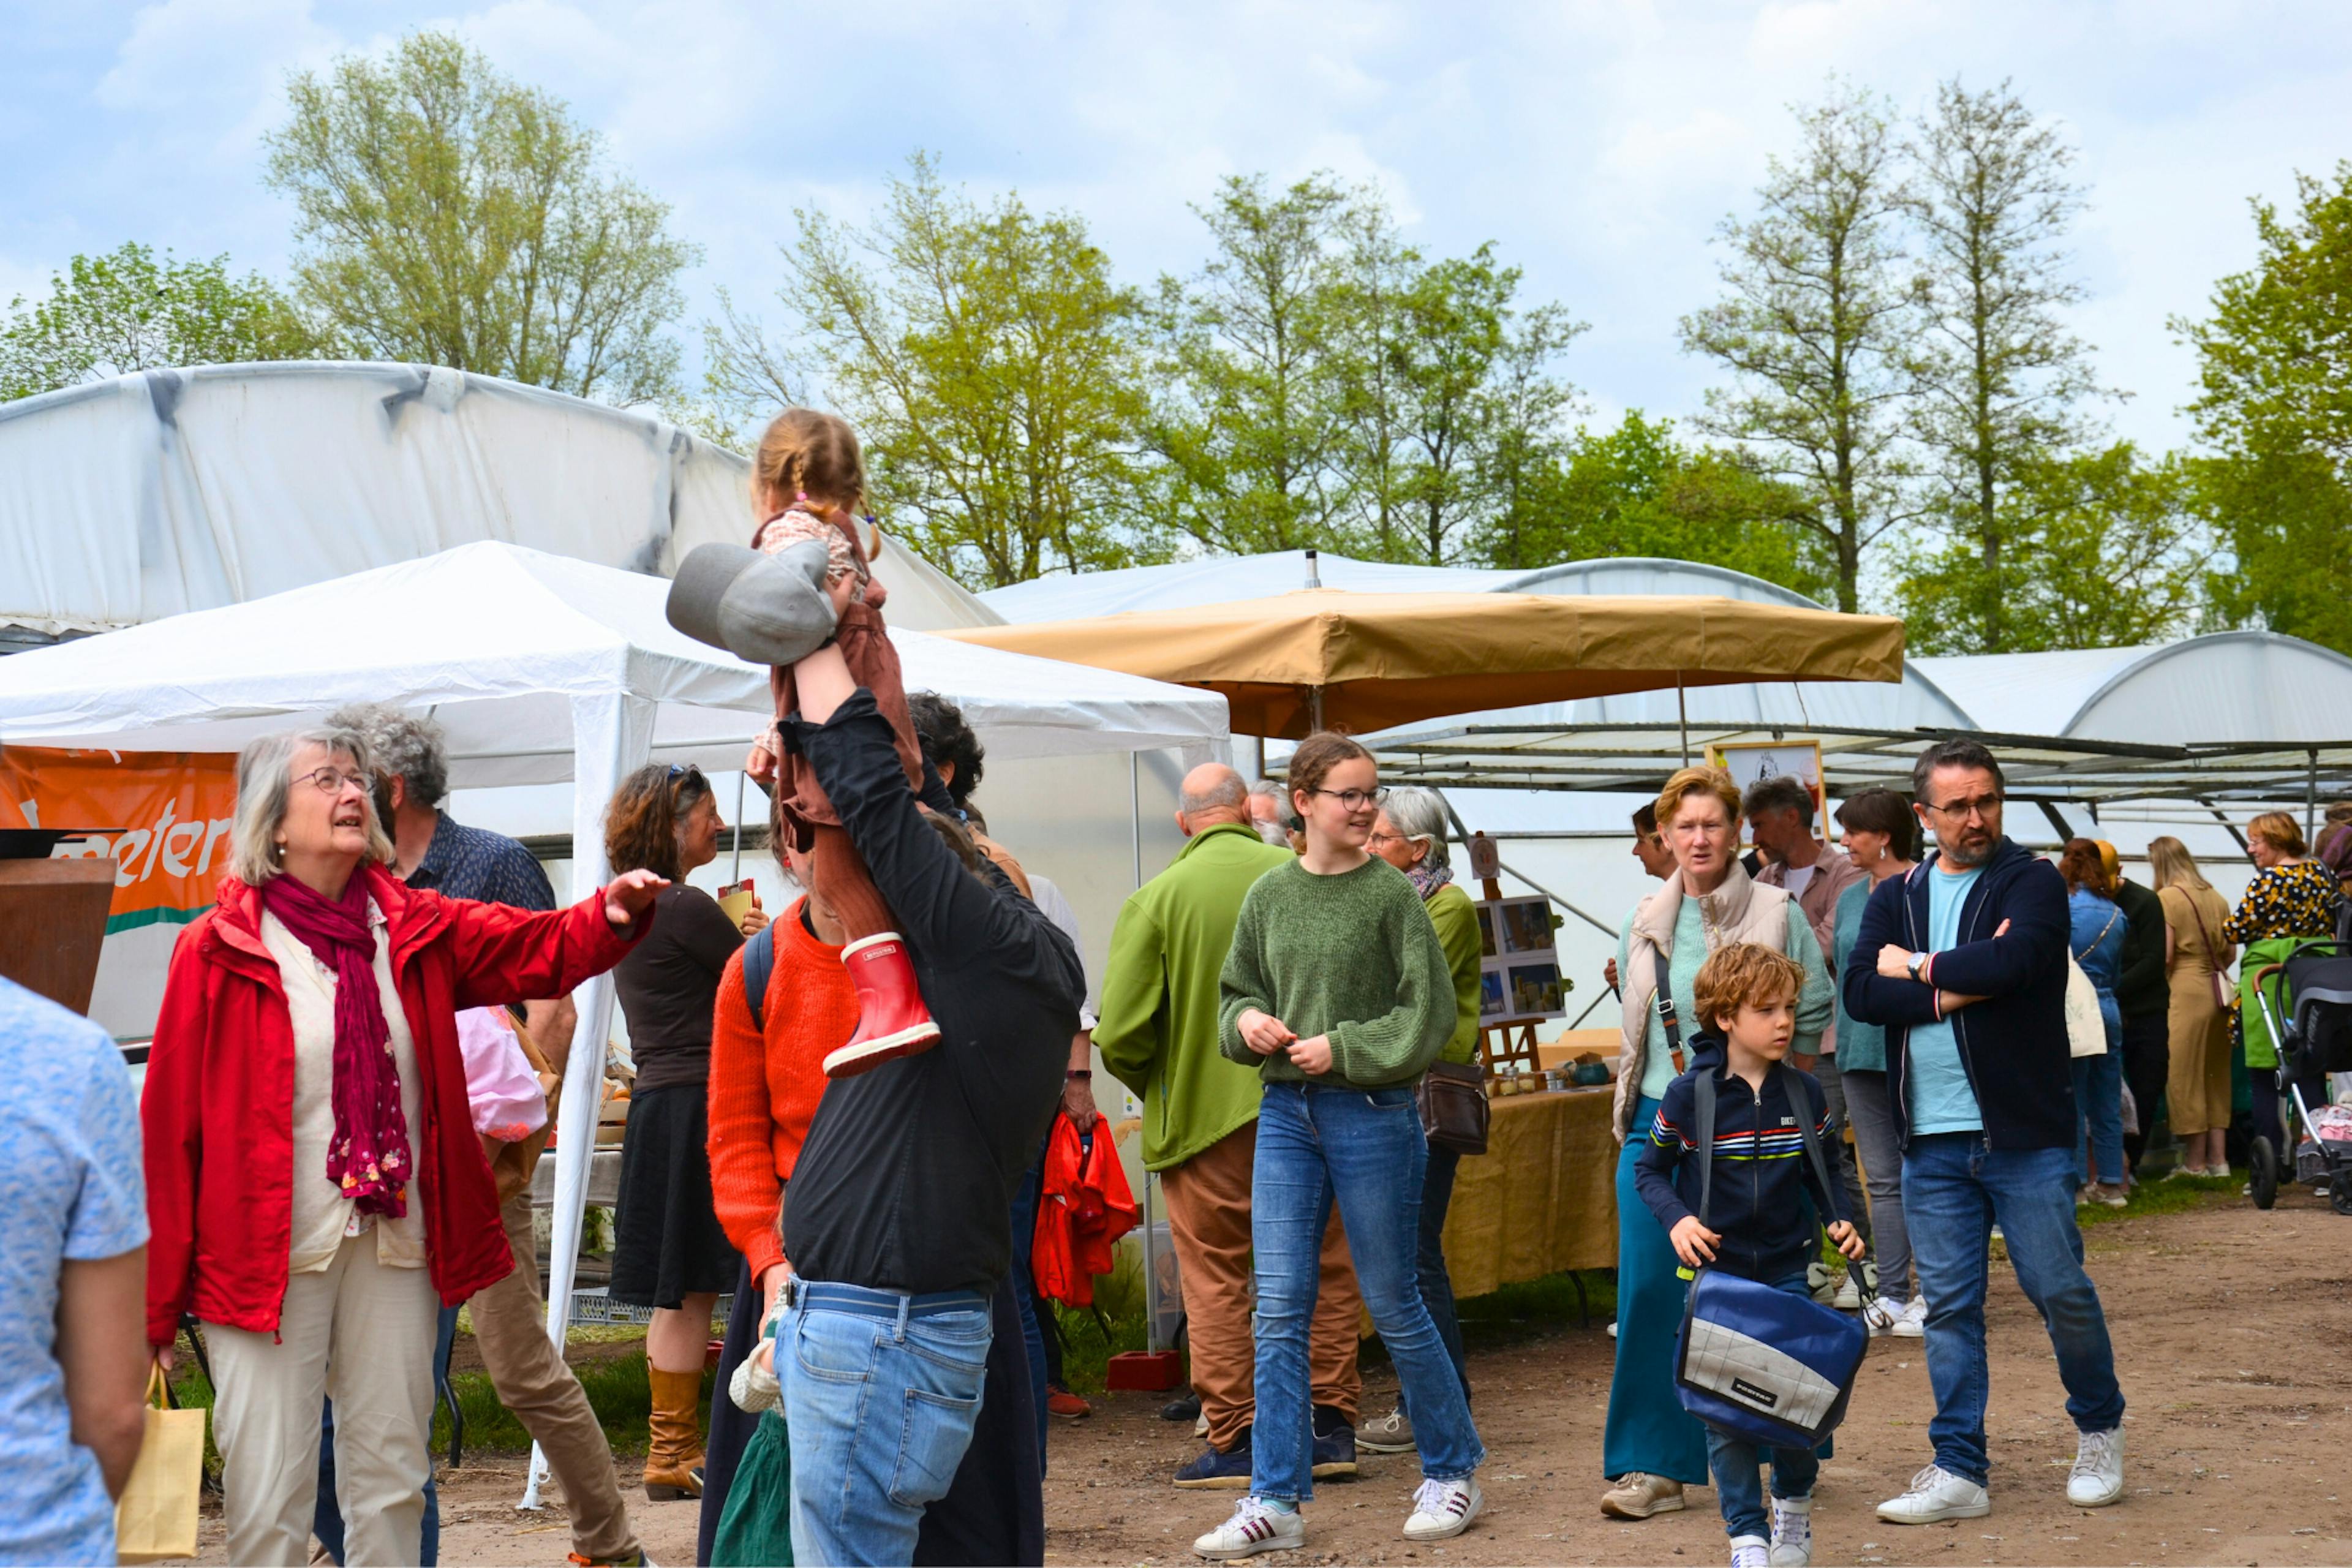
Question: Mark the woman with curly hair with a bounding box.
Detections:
[606,762,769,1501]
[2225,812,2343,1161]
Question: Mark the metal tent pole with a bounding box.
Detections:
[2307,748,2319,850]
[731,769,747,881]
[1677,677,1690,766]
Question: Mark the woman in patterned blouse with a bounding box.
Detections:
[2223,811,2343,1153]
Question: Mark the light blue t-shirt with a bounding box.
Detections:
[0,976,148,1568]
[1904,863,1987,1134]
[1621,893,1834,1103]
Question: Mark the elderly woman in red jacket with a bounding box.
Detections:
[143,723,665,1568]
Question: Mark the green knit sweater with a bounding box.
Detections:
[1218,855,1456,1089]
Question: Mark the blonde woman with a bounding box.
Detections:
[2149,838,2234,1177]
[2224,812,2343,1155]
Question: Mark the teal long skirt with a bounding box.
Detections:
[1602,1095,1712,1485]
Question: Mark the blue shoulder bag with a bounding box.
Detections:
[1670,1047,1871,1451]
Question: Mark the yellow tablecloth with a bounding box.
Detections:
[1438,1086,1618,1299]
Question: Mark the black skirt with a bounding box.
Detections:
[610,1081,741,1308]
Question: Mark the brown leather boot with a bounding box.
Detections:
[643,1365,706,1501]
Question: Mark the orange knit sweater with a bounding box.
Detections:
[706,899,855,1284]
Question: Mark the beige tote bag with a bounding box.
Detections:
[114,1365,205,1564]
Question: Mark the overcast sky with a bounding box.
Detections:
[7,1,2348,454]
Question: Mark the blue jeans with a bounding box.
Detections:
[314,1303,456,1566]
[1903,1134,2126,1485]
[2071,1049,2125,1188]
[1703,1274,1819,1539]
[1413,1141,1471,1405]
[782,1281,993,1567]
[1009,1139,1050,1476]
[1250,1082,1483,1502]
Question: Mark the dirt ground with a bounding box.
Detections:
[189,1187,2352,1567]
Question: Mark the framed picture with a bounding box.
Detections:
[1475,902,1498,959]
[1497,895,1555,956]
[1478,964,1510,1020]
[1504,960,1566,1019]
[1708,739,1826,839]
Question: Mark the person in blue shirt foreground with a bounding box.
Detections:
[1636,943,1861,1568]
[1843,738,2127,1525]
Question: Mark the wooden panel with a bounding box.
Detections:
[0,858,116,1015]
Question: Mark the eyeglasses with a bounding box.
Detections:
[303,766,371,795]
[1310,786,1389,812]
[1921,793,2003,823]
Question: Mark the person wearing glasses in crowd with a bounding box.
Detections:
[1844,739,2128,1525]
[1600,765,1832,1525]
[604,763,769,1502]
[141,725,665,1567]
[1193,736,1483,1559]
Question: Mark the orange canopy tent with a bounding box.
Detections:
[939,587,1907,739]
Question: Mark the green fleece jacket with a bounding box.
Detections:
[1427,882,1483,1065]
[1218,854,1456,1089]
[1095,822,1295,1172]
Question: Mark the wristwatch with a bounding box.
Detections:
[1907,952,1928,981]
[1066,1069,1093,1081]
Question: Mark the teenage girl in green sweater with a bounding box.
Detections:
[1193,734,1485,1560]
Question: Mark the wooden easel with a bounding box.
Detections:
[1470,831,1544,1075]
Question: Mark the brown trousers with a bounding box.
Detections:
[1160,1122,1363,1451]
[469,1195,638,1563]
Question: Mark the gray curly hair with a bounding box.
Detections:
[1381,785,1452,875]
[328,702,448,809]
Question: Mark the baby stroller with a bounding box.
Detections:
[2247,938,2352,1215]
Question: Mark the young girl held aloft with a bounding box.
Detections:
[741,409,939,1077]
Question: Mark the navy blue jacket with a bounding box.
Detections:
[1841,837,2075,1152]
[1634,1036,1847,1284]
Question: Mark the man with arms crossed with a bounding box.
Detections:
[1844,738,2127,1523]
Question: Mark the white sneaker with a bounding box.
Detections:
[2066,1427,2125,1507]
[1862,1294,1904,1335]
[1807,1261,1836,1303]
[1194,1498,1305,1559]
[1403,1477,1483,1541]
[1877,1463,1991,1523]
[1833,1272,1861,1310]
[1768,1494,1812,1565]
[1730,1533,1771,1568]
[1894,1296,1928,1338]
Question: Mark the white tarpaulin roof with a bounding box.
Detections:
[0,541,1221,768]
[1912,632,2352,747]
[0,361,1003,641]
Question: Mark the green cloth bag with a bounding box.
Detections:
[711,1409,793,1567]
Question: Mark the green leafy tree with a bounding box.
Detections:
[1142,174,1361,556]
[1681,81,1921,611]
[1905,78,2108,650]
[1899,444,2204,652]
[708,156,1158,588]
[0,242,327,400]
[2178,162,2352,653]
[264,31,697,405]
[1478,412,1830,597]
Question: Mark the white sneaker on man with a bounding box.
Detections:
[1730,1533,1771,1568]
[1768,1494,1812,1565]
[1193,1498,1305,1559]
[1861,1295,1904,1335]
[2066,1427,2126,1507]
[1403,1477,1482,1540]
[1877,1463,1991,1523]
[1893,1295,1928,1338]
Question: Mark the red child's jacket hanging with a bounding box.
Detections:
[1031,1112,1139,1308]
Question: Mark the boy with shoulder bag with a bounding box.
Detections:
[1635,944,1865,1568]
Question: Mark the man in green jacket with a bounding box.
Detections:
[1096,763,1366,1489]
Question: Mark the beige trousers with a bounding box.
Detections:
[206,1233,438,1568]
[469,1193,639,1563]
[1160,1121,1363,1452]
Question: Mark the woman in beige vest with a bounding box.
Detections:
[1598,766,1834,1522]
[2149,836,2235,1177]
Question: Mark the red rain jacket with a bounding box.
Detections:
[1030,1113,1139,1308]
[143,864,643,1346]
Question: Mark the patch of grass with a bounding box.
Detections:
[1050,1300,1150,1396]
[2076,1166,2244,1229]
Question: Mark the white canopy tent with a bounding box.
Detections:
[0,539,1227,1499]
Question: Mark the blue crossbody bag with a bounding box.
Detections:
[1662,997,1871,1449]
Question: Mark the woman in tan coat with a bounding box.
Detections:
[2149,837,2234,1177]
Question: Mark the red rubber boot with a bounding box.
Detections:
[824,933,944,1077]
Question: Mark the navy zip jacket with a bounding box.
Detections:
[1634,1036,1847,1284]
[1841,837,2075,1152]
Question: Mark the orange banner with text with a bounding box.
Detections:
[0,748,239,935]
